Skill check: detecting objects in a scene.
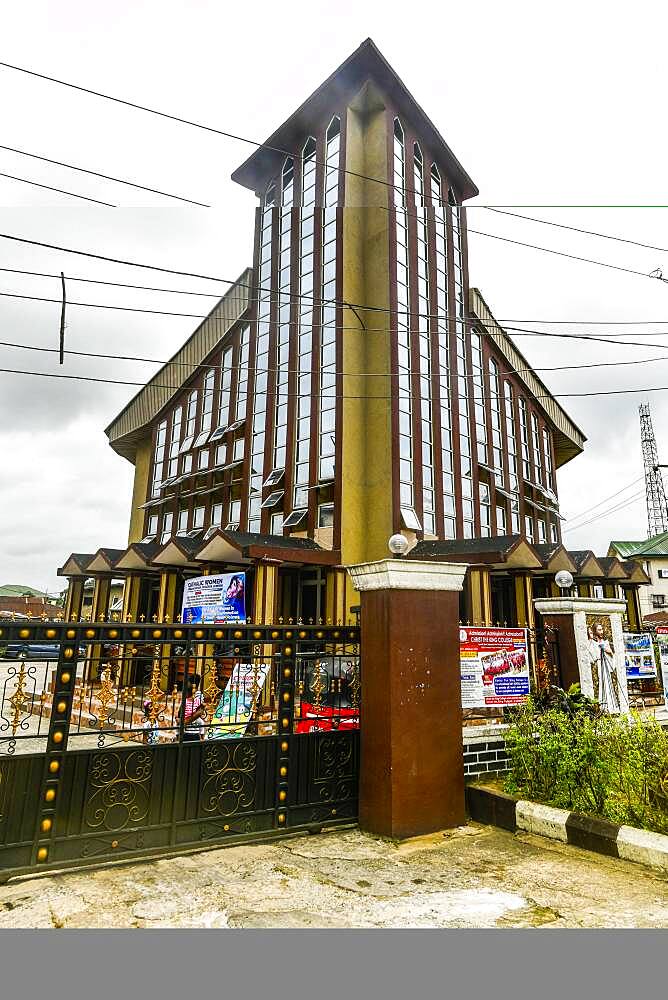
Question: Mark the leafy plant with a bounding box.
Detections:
[503,690,668,834]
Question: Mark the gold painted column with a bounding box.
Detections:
[253,560,280,624]
[578,581,593,598]
[90,577,111,621]
[603,582,617,599]
[158,570,179,622]
[465,567,492,625]
[121,574,142,621]
[513,572,535,630]
[340,95,394,566]
[325,567,349,625]
[623,584,642,631]
[64,577,85,621]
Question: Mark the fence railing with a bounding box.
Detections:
[0,620,361,757]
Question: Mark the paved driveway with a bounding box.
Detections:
[1,824,667,928]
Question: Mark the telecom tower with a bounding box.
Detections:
[640,402,668,537]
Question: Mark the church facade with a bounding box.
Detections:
[59,39,648,634]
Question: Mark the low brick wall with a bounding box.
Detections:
[463,726,510,778]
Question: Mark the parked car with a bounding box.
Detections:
[0,642,87,661]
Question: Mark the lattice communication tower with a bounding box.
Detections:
[640,402,668,537]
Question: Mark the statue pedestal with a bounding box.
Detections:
[347,559,467,838]
[534,598,630,713]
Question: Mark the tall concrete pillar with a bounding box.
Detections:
[347,558,467,839]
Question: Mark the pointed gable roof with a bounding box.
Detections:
[231,38,478,201]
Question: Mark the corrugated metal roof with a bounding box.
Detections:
[610,532,668,558]
[469,288,586,468]
[105,268,252,461]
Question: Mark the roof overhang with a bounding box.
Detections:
[599,556,628,579]
[410,535,542,570]
[114,542,162,572]
[58,553,95,577]
[469,288,586,468]
[570,552,606,578]
[85,548,126,573]
[231,38,478,202]
[195,529,339,567]
[535,545,577,574]
[152,536,205,568]
[621,560,652,584]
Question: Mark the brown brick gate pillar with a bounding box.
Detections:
[347,559,468,839]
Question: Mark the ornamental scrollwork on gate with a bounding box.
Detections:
[84,750,153,831]
[200,741,257,817]
[312,734,356,803]
[315,734,354,780]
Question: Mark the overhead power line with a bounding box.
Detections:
[563,490,646,533]
[5,285,668,355]
[4,57,668,221]
[3,337,668,380]
[4,364,668,403]
[564,476,644,523]
[3,263,668,328]
[0,169,114,206]
[0,143,210,207]
[0,230,666,329]
[483,208,668,255]
[466,226,666,282]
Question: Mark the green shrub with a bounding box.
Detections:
[504,687,668,834]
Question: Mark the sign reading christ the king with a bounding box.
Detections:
[181,572,246,625]
[459,626,529,709]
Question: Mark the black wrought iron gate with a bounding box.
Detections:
[0,620,360,880]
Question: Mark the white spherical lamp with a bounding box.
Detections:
[388,533,409,557]
[554,570,574,591]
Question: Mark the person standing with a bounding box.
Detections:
[183,675,206,741]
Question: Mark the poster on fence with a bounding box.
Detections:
[622,632,657,678]
[181,572,246,624]
[459,627,530,709]
[209,661,272,738]
[652,627,668,706]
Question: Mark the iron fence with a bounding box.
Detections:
[0,619,360,880]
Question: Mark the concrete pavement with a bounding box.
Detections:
[1,824,668,928]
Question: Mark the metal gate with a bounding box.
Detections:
[0,619,360,880]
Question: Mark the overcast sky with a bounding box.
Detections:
[2,0,668,593]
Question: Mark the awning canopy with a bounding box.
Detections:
[410,535,543,570]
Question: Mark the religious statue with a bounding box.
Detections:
[587,620,620,714]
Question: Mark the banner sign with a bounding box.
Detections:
[622,632,657,678]
[181,572,246,625]
[653,627,668,706]
[209,661,272,739]
[295,704,360,734]
[460,627,530,709]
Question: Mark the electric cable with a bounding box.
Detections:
[0,142,210,207]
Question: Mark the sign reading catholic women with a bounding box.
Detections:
[459,627,529,709]
[180,572,246,625]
